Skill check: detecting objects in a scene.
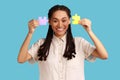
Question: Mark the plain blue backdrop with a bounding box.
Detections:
[0,0,119,80]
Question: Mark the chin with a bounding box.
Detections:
[55,32,66,37]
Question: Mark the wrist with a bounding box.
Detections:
[28,32,34,35]
[86,29,92,33]
[87,30,94,35]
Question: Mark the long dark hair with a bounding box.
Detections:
[37,5,76,61]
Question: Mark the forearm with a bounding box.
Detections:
[18,33,33,62]
[87,30,108,59]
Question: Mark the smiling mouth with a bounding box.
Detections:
[56,28,65,32]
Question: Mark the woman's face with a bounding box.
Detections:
[49,10,70,38]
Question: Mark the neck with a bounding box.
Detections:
[54,33,66,38]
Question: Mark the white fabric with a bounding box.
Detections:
[28,34,96,80]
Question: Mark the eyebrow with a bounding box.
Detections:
[52,17,68,20]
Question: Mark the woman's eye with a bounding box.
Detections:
[62,20,67,22]
[53,20,57,23]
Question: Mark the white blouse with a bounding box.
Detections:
[28,34,96,80]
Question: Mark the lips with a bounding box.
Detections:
[56,28,65,32]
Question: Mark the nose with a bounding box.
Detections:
[58,21,62,28]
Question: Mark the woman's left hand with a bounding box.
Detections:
[78,18,92,32]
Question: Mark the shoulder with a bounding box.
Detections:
[38,38,45,42]
[34,38,45,46]
[74,37,85,42]
[74,37,89,46]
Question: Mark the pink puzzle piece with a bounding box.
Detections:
[38,17,48,25]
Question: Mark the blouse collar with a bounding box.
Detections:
[53,33,67,43]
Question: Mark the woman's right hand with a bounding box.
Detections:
[28,19,39,34]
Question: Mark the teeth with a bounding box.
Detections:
[57,28,64,31]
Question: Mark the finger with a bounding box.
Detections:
[29,19,34,23]
[33,20,39,26]
[35,20,39,26]
[28,19,35,25]
[79,20,85,26]
[83,25,88,28]
[78,20,82,25]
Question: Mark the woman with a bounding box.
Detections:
[17,5,108,80]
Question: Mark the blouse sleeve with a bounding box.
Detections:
[28,39,44,64]
[81,38,96,62]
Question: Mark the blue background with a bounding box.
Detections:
[0,0,119,80]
